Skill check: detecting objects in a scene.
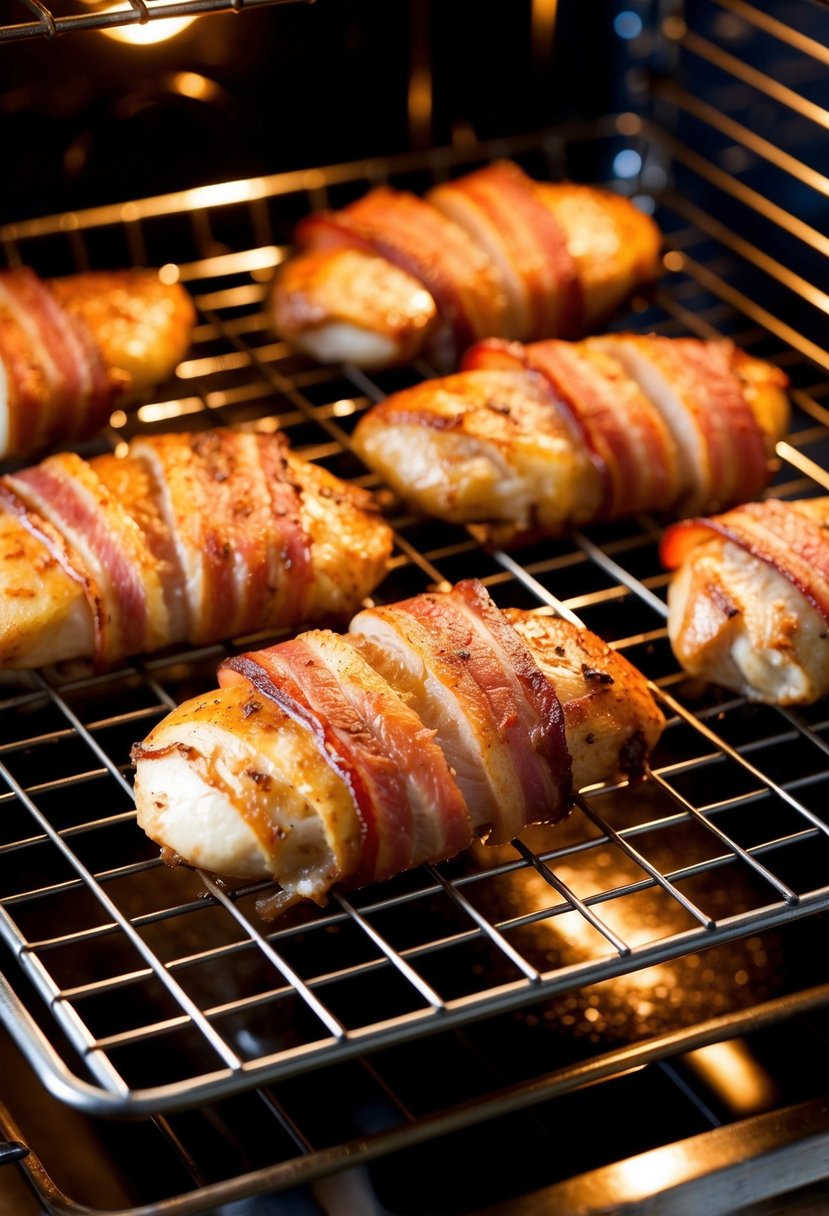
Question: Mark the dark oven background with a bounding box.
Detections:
[2,0,623,225]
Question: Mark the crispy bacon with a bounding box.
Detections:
[219,638,391,885]
[304,631,472,874]
[660,499,829,624]
[133,582,667,916]
[428,161,583,340]
[295,186,508,353]
[0,426,394,672]
[629,337,769,512]
[450,579,572,819]
[270,631,471,882]
[667,339,770,509]
[351,582,572,845]
[218,582,571,883]
[0,269,119,454]
[464,337,681,519]
[130,430,312,645]
[2,453,167,665]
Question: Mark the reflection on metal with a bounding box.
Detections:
[686,1040,778,1115]
[0,0,312,43]
[99,10,195,42]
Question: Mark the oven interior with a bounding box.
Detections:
[2,2,829,1213]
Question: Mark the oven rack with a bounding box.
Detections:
[0,0,308,44]
[1,105,828,1127]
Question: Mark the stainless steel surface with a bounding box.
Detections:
[0,1,828,1211]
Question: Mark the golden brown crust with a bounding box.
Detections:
[665,496,829,705]
[269,249,441,370]
[538,183,663,327]
[49,269,195,398]
[0,435,394,671]
[269,173,662,369]
[505,610,665,789]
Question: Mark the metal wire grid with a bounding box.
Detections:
[0,8,827,1132]
[0,0,308,44]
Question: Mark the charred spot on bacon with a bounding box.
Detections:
[131,580,666,920]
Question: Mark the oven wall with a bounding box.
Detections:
[1,0,621,225]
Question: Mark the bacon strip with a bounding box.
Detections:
[2,452,167,665]
[130,431,312,645]
[255,433,314,617]
[219,641,383,884]
[299,631,471,881]
[640,338,769,511]
[220,630,475,889]
[381,589,553,844]
[464,337,681,519]
[295,186,507,353]
[0,269,119,454]
[429,161,583,340]
[660,499,829,624]
[450,579,572,822]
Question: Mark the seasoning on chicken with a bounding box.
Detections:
[352,335,790,545]
[132,579,666,919]
[661,497,829,706]
[0,427,394,670]
[269,160,662,369]
[0,267,195,461]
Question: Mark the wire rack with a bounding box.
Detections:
[1,109,828,1129]
[0,6,827,1214]
[0,0,309,44]
[0,10,826,1216]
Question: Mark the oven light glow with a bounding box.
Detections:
[137,396,204,422]
[100,13,196,43]
[685,1041,777,1115]
[532,0,558,63]
[332,399,357,418]
[170,71,215,102]
[182,180,268,211]
[614,1151,689,1204]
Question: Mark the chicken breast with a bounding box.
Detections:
[268,164,661,370]
[0,430,393,670]
[352,367,602,536]
[48,269,195,402]
[269,248,442,370]
[0,267,195,461]
[132,581,666,918]
[663,497,829,705]
[352,336,790,544]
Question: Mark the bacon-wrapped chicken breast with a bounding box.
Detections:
[0,427,393,671]
[0,267,195,461]
[269,160,662,370]
[661,497,829,705]
[132,579,666,918]
[352,334,790,544]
